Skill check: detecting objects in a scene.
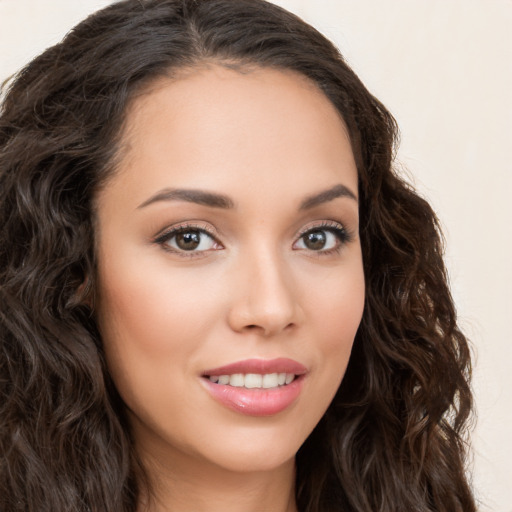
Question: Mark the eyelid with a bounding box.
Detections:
[153,222,223,254]
[296,220,347,238]
[293,220,354,253]
[152,219,354,256]
[154,221,218,240]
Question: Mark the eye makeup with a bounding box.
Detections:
[153,222,223,257]
[294,220,354,256]
[152,218,354,259]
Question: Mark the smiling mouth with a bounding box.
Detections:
[205,373,297,389]
[201,359,306,415]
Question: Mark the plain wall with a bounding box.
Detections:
[1,1,511,510]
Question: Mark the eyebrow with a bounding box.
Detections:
[299,184,358,210]
[137,188,235,209]
[137,183,357,211]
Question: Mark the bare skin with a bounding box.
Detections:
[141,447,297,512]
[94,65,364,512]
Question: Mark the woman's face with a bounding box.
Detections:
[94,65,365,474]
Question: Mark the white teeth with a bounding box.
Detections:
[244,373,263,388]
[218,375,230,385]
[262,373,278,388]
[208,372,296,389]
[229,374,245,387]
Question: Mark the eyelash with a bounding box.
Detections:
[153,221,352,257]
[295,221,353,256]
[153,222,221,257]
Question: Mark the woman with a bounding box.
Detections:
[0,0,475,511]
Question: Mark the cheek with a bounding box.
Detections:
[97,255,214,352]
[307,258,365,384]
[314,255,365,336]
[95,261,215,445]
[94,257,215,407]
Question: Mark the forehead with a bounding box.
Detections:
[101,64,357,207]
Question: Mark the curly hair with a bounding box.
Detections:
[0,0,475,511]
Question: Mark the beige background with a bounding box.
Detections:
[1,0,511,510]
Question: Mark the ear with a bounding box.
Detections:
[68,276,94,309]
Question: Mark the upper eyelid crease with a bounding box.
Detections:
[154,223,217,242]
[154,225,222,256]
[297,220,344,234]
[293,224,351,255]
[297,221,352,240]
[154,220,351,245]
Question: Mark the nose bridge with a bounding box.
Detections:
[227,242,299,335]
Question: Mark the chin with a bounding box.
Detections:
[203,443,298,474]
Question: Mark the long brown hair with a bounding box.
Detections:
[0,1,475,510]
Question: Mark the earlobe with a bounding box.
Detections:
[69,276,94,309]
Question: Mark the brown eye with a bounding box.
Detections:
[158,228,219,253]
[302,230,327,250]
[175,230,201,251]
[293,225,349,253]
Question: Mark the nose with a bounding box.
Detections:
[226,248,301,337]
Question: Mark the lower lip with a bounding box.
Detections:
[202,376,305,416]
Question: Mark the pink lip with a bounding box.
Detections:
[201,358,307,417]
[202,357,307,377]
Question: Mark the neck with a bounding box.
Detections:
[137,440,298,512]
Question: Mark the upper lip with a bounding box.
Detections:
[202,358,308,377]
